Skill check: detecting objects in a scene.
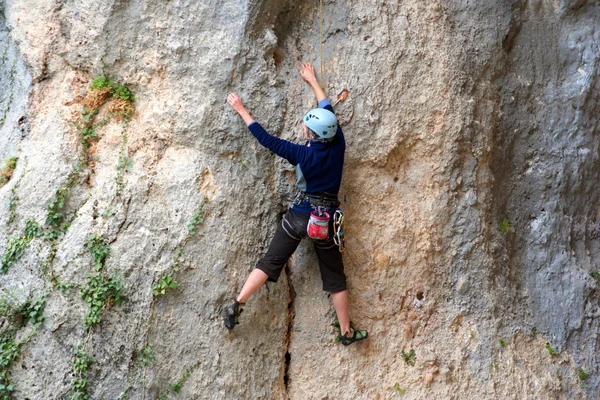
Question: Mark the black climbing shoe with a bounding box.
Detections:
[340,327,368,346]
[222,300,244,330]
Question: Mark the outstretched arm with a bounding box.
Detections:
[300,62,327,103]
[226,92,307,165]
[227,93,255,125]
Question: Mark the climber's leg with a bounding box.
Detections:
[237,269,269,303]
[223,209,307,330]
[331,290,351,335]
[314,234,367,344]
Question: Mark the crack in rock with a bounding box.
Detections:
[282,262,296,396]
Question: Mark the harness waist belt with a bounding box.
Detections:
[293,191,340,208]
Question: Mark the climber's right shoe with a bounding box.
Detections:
[340,327,368,346]
[222,300,244,330]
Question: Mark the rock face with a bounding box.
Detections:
[0,0,599,398]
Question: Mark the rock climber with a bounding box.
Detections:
[223,62,367,346]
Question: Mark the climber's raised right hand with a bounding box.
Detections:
[300,62,318,84]
[300,62,327,103]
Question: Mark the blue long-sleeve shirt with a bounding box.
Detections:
[247,98,345,213]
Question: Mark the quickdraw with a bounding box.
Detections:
[332,88,349,106]
[333,209,346,253]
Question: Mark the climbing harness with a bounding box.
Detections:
[331,88,349,106]
[293,191,340,209]
[333,209,346,253]
[307,209,330,240]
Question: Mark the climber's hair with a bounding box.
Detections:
[309,127,334,143]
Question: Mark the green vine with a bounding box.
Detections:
[69,348,95,400]
[6,186,17,226]
[83,234,110,271]
[0,291,46,397]
[1,218,43,273]
[165,361,201,396]
[114,119,132,197]
[151,202,205,298]
[0,157,17,188]
[45,161,84,236]
[152,249,183,297]
[187,203,205,237]
[136,344,154,367]
[79,272,124,328]
[77,108,99,149]
[0,330,20,399]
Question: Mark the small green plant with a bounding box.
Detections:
[6,186,18,225]
[113,84,135,102]
[493,363,499,371]
[51,273,76,294]
[84,234,110,271]
[113,120,131,196]
[19,294,46,327]
[153,271,178,297]
[70,348,95,400]
[114,153,132,195]
[545,342,558,355]
[40,242,58,280]
[393,383,405,394]
[116,386,132,400]
[153,248,185,297]
[77,125,97,148]
[577,367,589,383]
[0,290,43,397]
[499,338,507,347]
[590,270,600,280]
[531,327,537,336]
[0,330,20,398]
[169,361,200,395]
[401,349,416,367]
[499,218,512,233]
[1,218,43,273]
[136,344,154,367]
[116,156,132,173]
[187,202,205,237]
[0,290,44,327]
[0,156,17,187]
[45,162,83,231]
[80,273,124,328]
[77,108,100,148]
[90,76,113,90]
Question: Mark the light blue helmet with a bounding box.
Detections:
[303,108,338,139]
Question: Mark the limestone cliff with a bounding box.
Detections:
[0,0,598,399]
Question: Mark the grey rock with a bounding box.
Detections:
[0,0,598,399]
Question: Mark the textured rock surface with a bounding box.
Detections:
[0,0,598,399]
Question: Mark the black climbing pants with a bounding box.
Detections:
[256,208,347,292]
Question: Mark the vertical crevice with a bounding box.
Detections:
[282,263,296,397]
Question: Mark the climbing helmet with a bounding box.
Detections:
[303,108,338,139]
